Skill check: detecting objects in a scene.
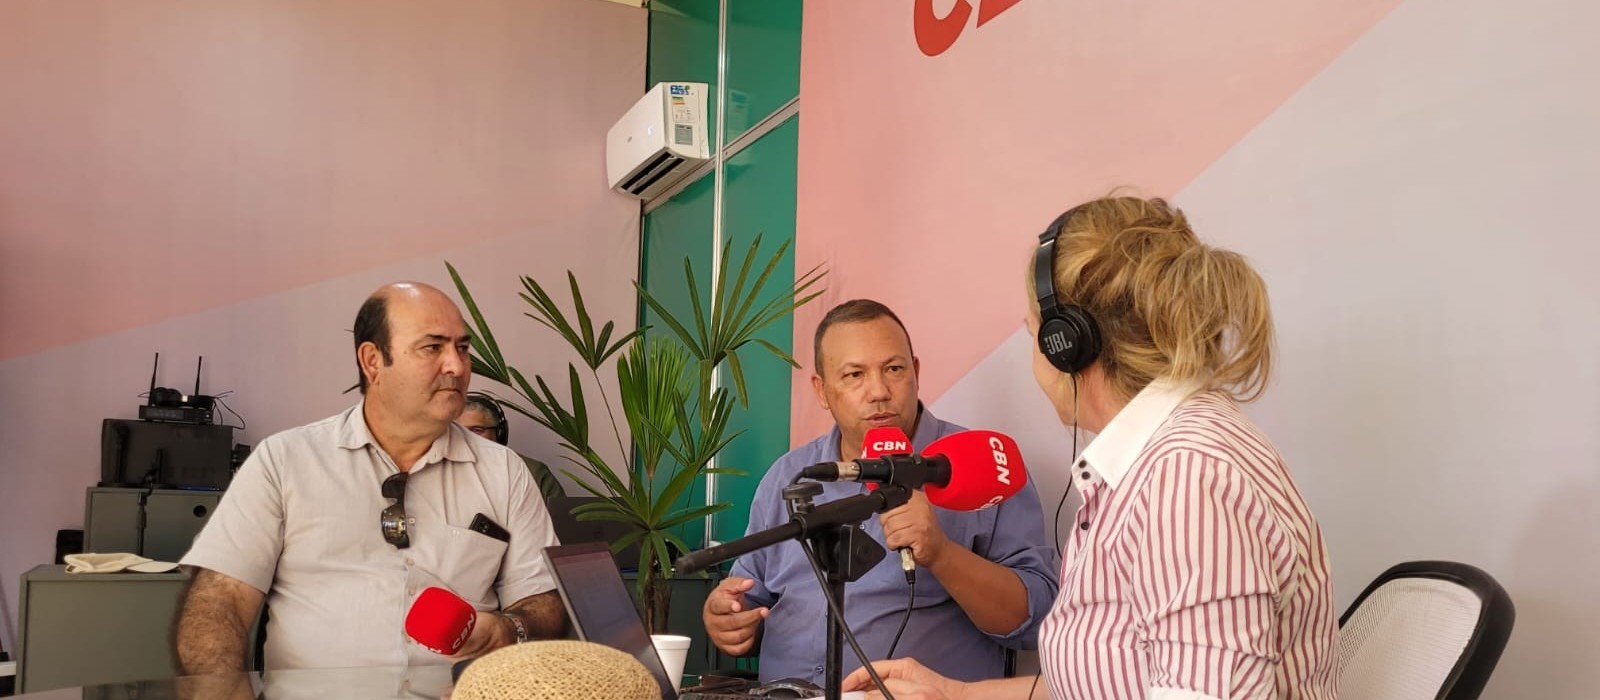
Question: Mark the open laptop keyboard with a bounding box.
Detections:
[678,676,824,698]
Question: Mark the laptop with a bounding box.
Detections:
[542,542,815,699]
[546,496,644,569]
[543,541,678,697]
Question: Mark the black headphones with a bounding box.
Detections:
[465,393,509,445]
[1033,208,1103,375]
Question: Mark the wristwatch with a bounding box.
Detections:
[499,612,528,643]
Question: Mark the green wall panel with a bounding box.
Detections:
[710,116,799,545]
[643,0,802,552]
[724,0,802,139]
[649,0,720,137]
[640,169,715,549]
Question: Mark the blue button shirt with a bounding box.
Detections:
[730,409,1059,684]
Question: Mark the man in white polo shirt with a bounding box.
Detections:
[175,282,565,673]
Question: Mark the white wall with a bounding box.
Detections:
[0,0,646,654]
[937,0,1600,695]
[1178,0,1600,695]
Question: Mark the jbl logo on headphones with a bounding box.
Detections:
[1041,330,1074,357]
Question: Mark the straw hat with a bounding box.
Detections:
[452,640,660,700]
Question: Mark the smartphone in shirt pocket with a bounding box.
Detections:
[468,512,511,543]
[441,514,510,606]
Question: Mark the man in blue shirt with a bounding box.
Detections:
[702,300,1058,684]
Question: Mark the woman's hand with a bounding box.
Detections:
[842,658,966,700]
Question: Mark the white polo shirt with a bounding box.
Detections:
[182,402,560,670]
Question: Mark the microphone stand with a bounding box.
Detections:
[675,483,913,700]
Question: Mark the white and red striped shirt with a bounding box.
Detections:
[1039,379,1337,700]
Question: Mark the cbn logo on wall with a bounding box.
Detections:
[914,0,1024,56]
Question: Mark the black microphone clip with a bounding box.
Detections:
[798,453,951,490]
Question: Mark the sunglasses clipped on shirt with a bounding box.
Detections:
[380,471,410,549]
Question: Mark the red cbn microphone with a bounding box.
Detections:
[861,427,916,582]
[860,426,912,492]
[798,429,1028,511]
[921,430,1027,511]
[405,586,477,655]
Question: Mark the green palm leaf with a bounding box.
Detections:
[442,235,826,629]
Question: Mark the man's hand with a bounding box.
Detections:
[879,490,952,567]
[447,610,513,660]
[702,576,769,656]
[842,658,967,700]
[447,590,566,660]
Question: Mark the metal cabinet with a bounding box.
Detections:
[83,487,222,562]
[16,565,189,694]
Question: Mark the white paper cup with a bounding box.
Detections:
[650,634,692,692]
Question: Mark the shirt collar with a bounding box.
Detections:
[1078,377,1201,490]
[336,401,477,469]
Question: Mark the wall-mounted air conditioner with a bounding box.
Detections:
[606,81,709,200]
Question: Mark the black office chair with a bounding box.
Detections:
[1337,560,1514,700]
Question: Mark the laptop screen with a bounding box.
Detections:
[546,496,644,569]
[542,542,677,699]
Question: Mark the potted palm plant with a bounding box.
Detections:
[446,235,824,634]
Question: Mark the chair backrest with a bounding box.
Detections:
[1337,560,1515,700]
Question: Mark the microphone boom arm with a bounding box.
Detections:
[675,484,914,700]
[673,485,913,575]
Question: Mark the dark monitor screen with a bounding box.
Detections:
[546,496,644,569]
[100,418,233,489]
[543,542,676,699]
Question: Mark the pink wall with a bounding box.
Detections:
[0,0,641,361]
[796,0,1600,696]
[792,0,1401,443]
[0,0,646,653]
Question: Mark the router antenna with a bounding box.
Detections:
[148,353,160,405]
[195,356,204,396]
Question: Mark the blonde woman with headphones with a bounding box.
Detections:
[845,196,1337,699]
